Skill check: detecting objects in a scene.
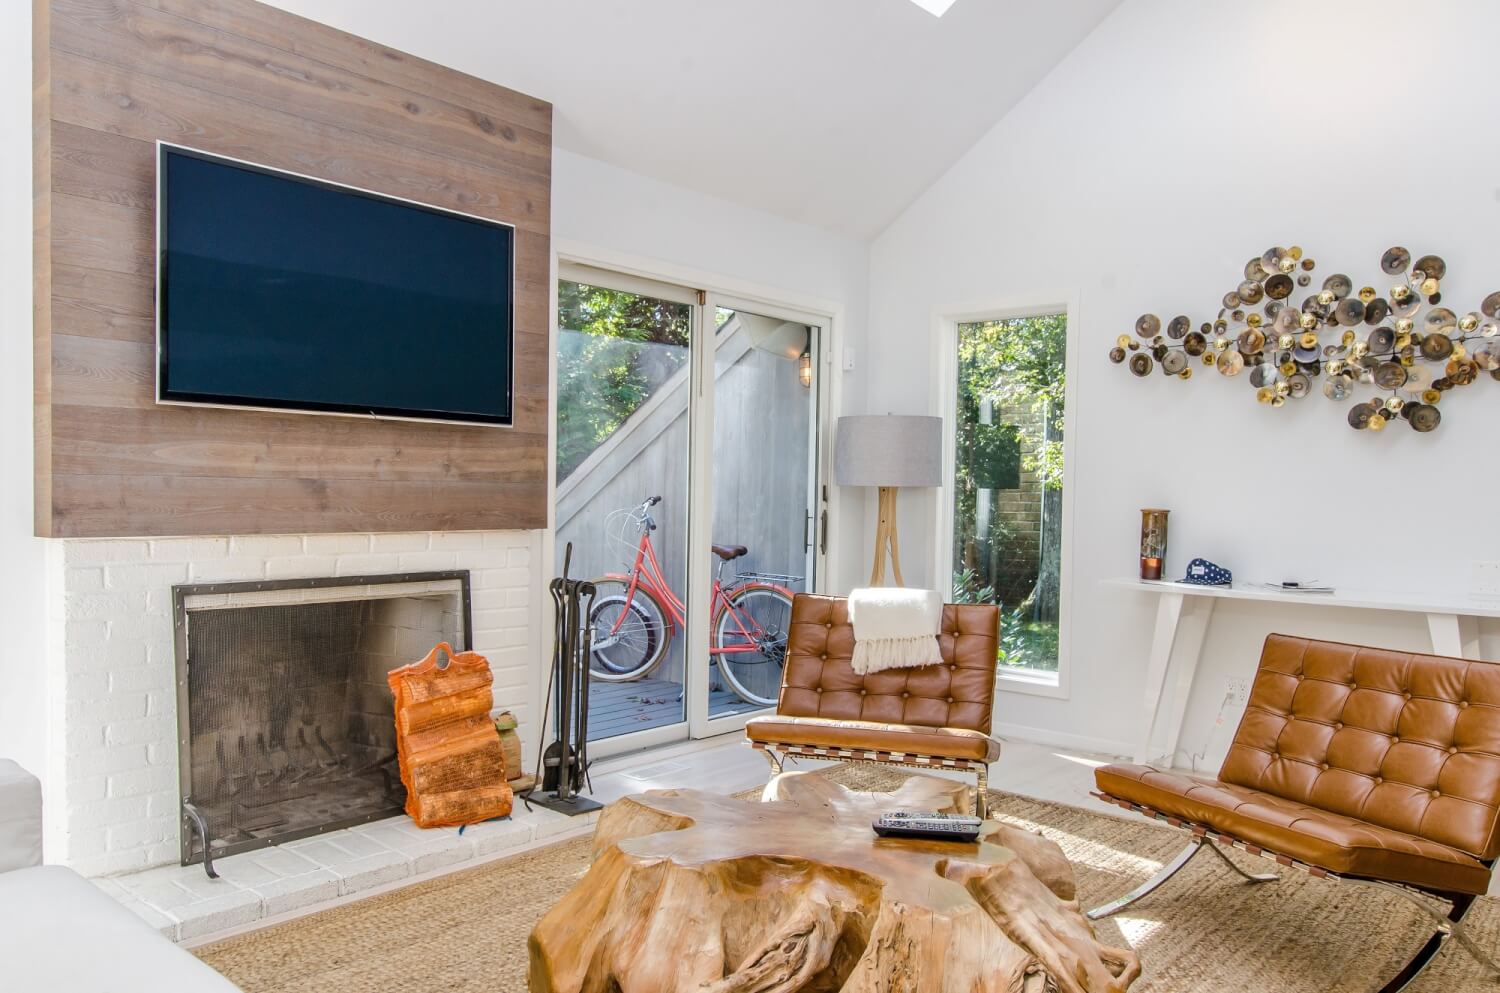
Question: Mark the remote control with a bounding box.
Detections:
[872,810,983,843]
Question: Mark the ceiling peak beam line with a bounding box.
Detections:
[908,0,959,16]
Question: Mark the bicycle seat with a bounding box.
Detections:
[712,544,749,561]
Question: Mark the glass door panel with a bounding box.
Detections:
[705,305,819,720]
[556,276,694,743]
[951,313,1066,676]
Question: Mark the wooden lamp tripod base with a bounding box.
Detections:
[869,485,904,586]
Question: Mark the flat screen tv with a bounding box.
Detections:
[156,143,514,426]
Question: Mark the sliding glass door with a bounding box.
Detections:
[701,304,819,725]
[555,269,694,748]
[554,268,825,754]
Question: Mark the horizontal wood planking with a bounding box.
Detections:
[50,406,548,484]
[138,0,552,133]
[44,45,550,225]
[36,0,553,537]
[51,472,547,536]
[52,0,552,177]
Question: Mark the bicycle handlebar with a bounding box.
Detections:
[621,496,662,532]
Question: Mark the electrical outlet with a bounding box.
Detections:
[1471,561,1500,600]
[1225,677,1251,708]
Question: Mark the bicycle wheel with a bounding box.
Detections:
[587,580,670,682]
[713,585,792,707]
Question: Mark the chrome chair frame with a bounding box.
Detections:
[1088,790,1500,993]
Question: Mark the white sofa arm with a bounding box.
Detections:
[0,759,43,872]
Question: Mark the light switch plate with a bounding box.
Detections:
[842,346,856,372]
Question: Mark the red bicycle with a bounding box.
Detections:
[587,495,799,707]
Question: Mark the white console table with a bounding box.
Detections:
[1110,577,1500,766]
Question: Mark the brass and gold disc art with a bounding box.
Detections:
[1111,244,1499,434]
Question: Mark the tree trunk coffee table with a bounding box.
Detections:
[529,771,1139,993]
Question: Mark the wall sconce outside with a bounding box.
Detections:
[799,348,813,388]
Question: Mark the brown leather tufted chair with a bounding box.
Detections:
[1091,633,1500,992]
[745,593,1002,816]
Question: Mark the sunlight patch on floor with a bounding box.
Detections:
[1113,915,1162,947]
[1051,752,1108,769]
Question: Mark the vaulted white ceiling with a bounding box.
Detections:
[263,0,1120,239]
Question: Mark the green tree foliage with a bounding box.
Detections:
[556,281,690,480]
[951,315,1067,671]
[952,315,1067,567]
[956,314,1066,491]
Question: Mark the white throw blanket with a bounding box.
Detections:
[848,587,943,675]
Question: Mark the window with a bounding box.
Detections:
[950,313,1066,675]
[556,279,691,481]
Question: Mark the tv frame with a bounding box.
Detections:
[154,141,517,428]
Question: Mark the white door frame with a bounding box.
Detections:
[929,294,1081,702]
[548,241,842,757]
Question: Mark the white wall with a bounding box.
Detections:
[553,148,870,595]
[865,0,1500,759]
[0,2,47,778]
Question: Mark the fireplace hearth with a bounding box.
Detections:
[173,572,471,874]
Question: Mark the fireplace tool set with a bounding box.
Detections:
[526,544,603,815]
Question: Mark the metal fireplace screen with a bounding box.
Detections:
[175,572,471,869]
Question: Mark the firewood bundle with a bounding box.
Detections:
[388,642,514,828]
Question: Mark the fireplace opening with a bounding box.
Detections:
[173,572,472,870]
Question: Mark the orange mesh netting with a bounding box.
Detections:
[388,642,514,828]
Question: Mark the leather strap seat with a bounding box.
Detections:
[747,715,1001,763]
[1096,763,1491,895]
[745,594,1002,816]
[1090,634,1500,990]
[712,544,748,561]
[1096,633,1500,897]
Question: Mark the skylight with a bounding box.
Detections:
[908,0,958,16]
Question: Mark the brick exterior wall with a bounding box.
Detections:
[42,532,540,876]
[979,397,1047,605]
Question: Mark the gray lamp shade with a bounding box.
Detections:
[834,415,943,488]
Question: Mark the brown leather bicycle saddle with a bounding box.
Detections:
[712,544,749,561]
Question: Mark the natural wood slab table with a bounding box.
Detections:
[528,771,1139,993]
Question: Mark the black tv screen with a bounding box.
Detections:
[157,143,514,425]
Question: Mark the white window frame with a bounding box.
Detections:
[930,294,1081,701]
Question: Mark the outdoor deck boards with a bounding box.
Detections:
[581,677,760,740]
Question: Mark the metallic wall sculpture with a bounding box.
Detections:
[1110,246,1500,432]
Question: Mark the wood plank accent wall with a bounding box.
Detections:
[33,0,552,537]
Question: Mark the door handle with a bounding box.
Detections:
[818,510,827,555]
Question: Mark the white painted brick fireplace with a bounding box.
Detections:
[41,531,542,877]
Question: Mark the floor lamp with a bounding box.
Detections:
[834,415,943,587]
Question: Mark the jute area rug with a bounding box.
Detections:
[196,764,1500,992]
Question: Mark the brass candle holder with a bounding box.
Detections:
[1140,509,1169,580]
